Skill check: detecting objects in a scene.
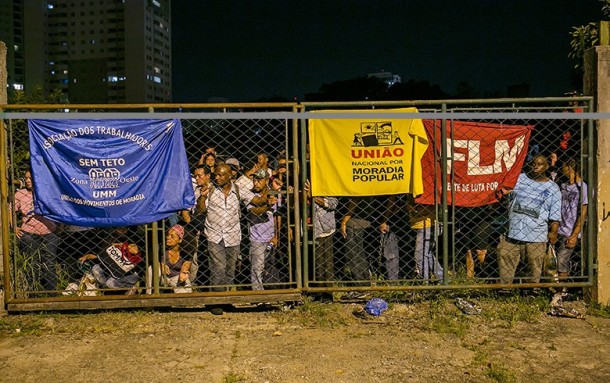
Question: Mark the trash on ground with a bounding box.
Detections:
[364,298,389,316]
[548,305,585,319]
[454,298,482,315]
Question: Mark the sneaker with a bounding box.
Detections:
[455,298,481,315]
[210,307,224,316]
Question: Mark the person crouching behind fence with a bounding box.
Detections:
[159,224,193,293]
[245,169,282,290]
[497,155,561,287]
[78,238,143,295]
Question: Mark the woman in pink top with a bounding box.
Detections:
[13,170,59,292]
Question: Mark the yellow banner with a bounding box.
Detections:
[308,108,428,196]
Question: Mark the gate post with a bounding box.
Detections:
[1,41,8,304]
[584,45,610,305]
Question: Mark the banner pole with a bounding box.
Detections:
[440,104,449,285]
[297,106,306,290]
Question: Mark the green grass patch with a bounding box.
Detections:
[222,373,246,383]
[472,349,517,383]
[480,296,548,327]
[587,303,610,318]
[485,363,517,383]
[0,310,159,337]
[424,297,470,338]
[275,297,350,328]
[0,316,46,336]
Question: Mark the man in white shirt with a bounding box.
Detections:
[202,164,251,294]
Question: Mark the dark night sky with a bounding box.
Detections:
[171,0,603,102]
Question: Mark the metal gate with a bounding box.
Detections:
[300,98,595,296]
[0,97,596,311]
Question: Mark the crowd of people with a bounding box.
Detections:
[11,142,588,304]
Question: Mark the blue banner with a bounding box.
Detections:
[28,119,195,227]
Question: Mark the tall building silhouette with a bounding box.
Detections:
[0,0,25,98]
[1,0,171,103]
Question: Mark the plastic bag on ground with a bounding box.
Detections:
[364,298,388,316]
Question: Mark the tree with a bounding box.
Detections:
[9,85,65,176]
[568,0,610,87]
[304,76,388,102]
[10,85,64,105]
[386,79,448,100]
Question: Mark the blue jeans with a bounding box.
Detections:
[19,232,59,291]
[345,226,370,282]
[208,239,239,291]
[249,241,267,290]
[314,235,334,283]
[92,264,139,289]
[414,227,443,280]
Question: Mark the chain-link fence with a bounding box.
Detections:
[0,98,596,309]
[2,104,302,306]
[301,99,594,296]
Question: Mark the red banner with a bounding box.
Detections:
[416,120,533,207]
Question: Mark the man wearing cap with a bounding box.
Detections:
[225,157,241,179]
[246,169,282,290]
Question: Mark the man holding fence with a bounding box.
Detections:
[498,155,561,287]
[202,164,250,297]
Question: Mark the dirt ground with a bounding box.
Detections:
[1,292,609,383]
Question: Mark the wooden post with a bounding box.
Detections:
[0,41,7,304]
[584,45,610,305]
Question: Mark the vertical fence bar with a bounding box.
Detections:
[294,105,304,289]
[440,104,449,285]
[283,118,294,285]
[0,115,11,302]
[8,119,17,298]
[449,118,457,279]
[151,221,160,294]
